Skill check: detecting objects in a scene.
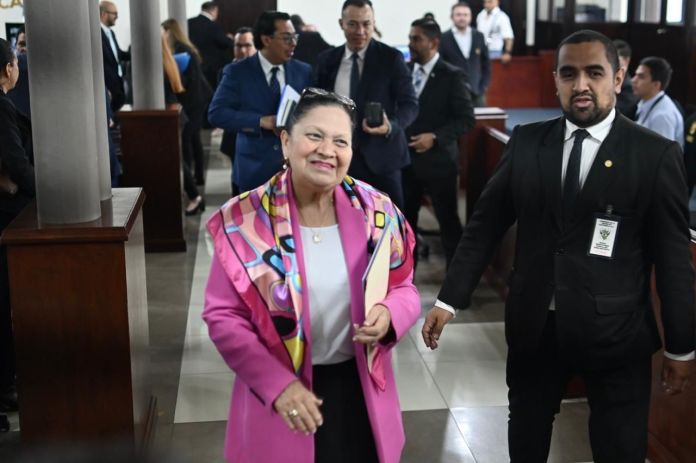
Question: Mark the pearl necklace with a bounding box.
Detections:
[297,203,335,244]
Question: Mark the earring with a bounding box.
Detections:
[282,157,289,170]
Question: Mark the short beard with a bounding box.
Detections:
[562,94,613,128]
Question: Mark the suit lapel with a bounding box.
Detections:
[537,117,566,232]
[250,54,274,106]
[418,59,442,102]
[445,30,467,63]
[358,41,378,104]
[326,45,345,91]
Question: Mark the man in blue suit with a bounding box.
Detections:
[314,0,418,208]
[209,11,312,193]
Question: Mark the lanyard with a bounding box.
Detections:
[638,94,665,124]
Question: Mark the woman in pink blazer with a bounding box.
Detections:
[204,88,420,463]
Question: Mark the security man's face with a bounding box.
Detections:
[554,41,623,127]
[340,5,374,52]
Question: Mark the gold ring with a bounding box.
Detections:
[287,409,299,418]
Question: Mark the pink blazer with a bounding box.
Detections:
[203,183,421,463]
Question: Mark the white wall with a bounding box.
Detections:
[278,0,462,48]
[0,3,25,40]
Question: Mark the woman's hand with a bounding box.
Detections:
[353,304,392,345]
[273,380,323,435]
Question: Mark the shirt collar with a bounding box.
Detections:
[200,11,214,21]
[638,90,665,108]
[415,53,439,76]
[343,44,368,61]
[100,23,112,34]
[452,26,472,37]
[485,6,501,16]
[564,108,616,143]
[258,51,284,77]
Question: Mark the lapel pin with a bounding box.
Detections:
[604,160,613,168]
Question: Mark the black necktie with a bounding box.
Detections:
[562,129,590,218]
[349,53,360,100]
[269,66,281,106]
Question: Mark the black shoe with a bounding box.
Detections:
[185,196,205,216]
[0,414,9,432]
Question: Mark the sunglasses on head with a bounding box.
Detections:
[301,87,356,112]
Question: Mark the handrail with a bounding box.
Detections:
[485,126,510,145]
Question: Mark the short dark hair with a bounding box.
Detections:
[555,29,620,74]
[0,38,15,68]
[639,56,673,91]
[253,11,291,50]
[612,39,631,59]
[451,2,471,12]
[235,26,253,36]
[341,0,373,14]
[285,88,356,134]
[411,19,441,41]
[290,14,305,31]
[201,2,217,12]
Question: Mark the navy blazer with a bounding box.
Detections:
[208,53,312,191]
[101,28,129,111]
[439,29,491,97]
[314,40,419,175]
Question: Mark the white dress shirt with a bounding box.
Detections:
[300,225,354,365]
[434,108,694,361]
[412,53,439,97]
[101,23,122,77]
[258,51,286,89]
[476,6,514,53]
[452,26,473,59]
[334,45,367,98]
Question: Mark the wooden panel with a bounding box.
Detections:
[118,109,186,253]
[647,241,696,463]
[487,57,543,107]
[539,50,558,107]
[2,189,154,446]
[217,0,277,35]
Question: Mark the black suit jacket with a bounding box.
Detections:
[314,40,419,175]
[293,31,332,66]
[439,29,491,97]
[101,28,129,111]
[406,58,474,177]
[188,14,234,83]
[439,113,695,369]
[616,73,639,120]
[0,91,35,221]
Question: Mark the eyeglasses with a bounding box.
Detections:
[301,87,356,112]
[274,33,299,44]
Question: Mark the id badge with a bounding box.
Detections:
[588,210,620,259]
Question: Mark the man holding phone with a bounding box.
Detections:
[314,0,418,208]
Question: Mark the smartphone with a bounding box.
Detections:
[365,102,383,128]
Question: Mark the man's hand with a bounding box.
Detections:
[260,115,277,132]
[661,357,695,395]
[273,380,323,435]
[421,306,454,350]
[353,304,391,345]
[362,112,391,136]
[501,52,512,64]
[409,133,436,153]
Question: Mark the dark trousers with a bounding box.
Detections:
[0,215,15,390]
[349,153,404,210]
[402,162,463,268]
[313,359,378,463]
[182,109,205,184]
[507,312,652,463]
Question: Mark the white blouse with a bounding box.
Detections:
[299,225,355,365]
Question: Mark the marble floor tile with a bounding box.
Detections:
[393,360,448,411]
[170,421,228,463]
[426,360,508,408]
[174,372,234,424]
[412,321,508,363]
[402,409,477,463]
[180,336,230,375]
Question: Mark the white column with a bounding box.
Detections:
[168,0,188,36]
[24,0,101,223]
[88,0,112,200]
[130,0,165,109]
[526,0,537,48]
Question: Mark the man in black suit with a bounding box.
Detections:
[314,0,418,208]
[422,30,695,463]
[439,2,490,107]
[290,14,332,67]
[613,39,639,120]
[188,1,234,89]
[100,1,130,112]
[403,19,474,268]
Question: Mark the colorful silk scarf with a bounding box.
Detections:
[211,169,411,382]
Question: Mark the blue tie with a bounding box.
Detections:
[562,129,590,220]
[269,66,281,106]
[350,53,360,100]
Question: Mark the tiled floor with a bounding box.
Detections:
[0,132,595,462]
